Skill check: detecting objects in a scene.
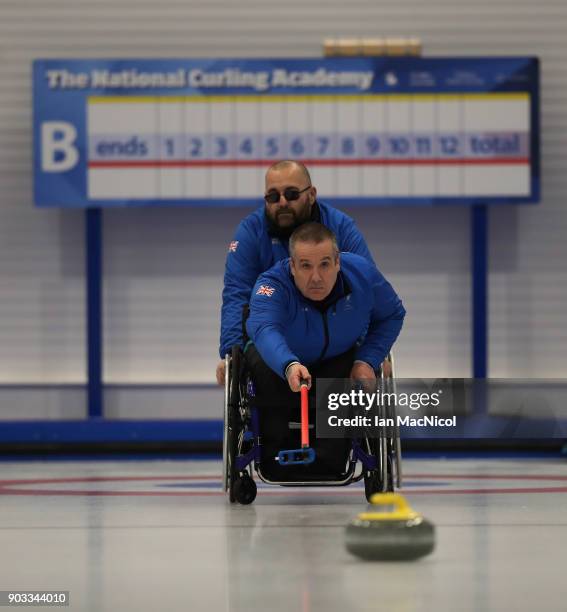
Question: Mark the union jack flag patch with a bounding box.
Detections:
[228,241,239,252]
[256,285,275,297]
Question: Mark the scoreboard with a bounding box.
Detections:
[33,57,539,208]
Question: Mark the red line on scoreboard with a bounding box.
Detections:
[88,158,530,169]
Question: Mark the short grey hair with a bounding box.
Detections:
[289,222,339,260]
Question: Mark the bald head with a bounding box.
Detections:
[265,160,312,188]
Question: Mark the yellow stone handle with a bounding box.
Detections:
[358,493,419,521]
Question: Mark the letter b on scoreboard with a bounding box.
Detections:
[41,121,79,172]
[34,115,87,207]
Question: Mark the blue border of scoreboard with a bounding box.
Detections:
[33,57,540,208]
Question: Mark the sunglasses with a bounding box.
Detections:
[264,185,311,204]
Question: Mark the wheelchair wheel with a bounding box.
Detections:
[223,346,241,503]
[232,473,257,505]
[363,352,400,501]
[363,438,394,502]
[382,352,403,489]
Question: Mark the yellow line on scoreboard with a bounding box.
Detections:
[88,92,529,104]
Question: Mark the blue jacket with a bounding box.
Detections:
[246,253,405,378]
[220,201,374,357]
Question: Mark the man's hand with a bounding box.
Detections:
[216,359,226,386]
[286,363,312,392]
[350,361,376,391]
[381,359,392,379]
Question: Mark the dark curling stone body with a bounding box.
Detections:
[345,514,435,561]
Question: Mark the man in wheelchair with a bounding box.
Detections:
[244,222,405,482]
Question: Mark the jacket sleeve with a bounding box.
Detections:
[355,266,405,369]
[337,215,376,265]
[219,220,263,358]
[245,279,299,379]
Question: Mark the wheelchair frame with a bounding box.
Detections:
[222,346,402,505]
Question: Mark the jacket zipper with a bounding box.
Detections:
[316,310,330,363]
[305,272,350,364]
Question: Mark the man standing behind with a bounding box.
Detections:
[217,159,374,384]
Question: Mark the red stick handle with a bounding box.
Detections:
[300,383,309,448]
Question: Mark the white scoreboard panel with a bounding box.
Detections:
[34,58,539,207]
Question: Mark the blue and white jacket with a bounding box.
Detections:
[246,253,405,378]
[219,201,374,358]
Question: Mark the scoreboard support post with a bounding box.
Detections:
[86,207,103,419]
[472,204,488,380]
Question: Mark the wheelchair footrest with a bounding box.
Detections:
[276,447,316,465]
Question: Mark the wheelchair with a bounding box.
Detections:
[222,346,403,505]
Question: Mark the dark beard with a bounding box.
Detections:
[265,201,321,239]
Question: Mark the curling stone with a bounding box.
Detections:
[345,493,435,561]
